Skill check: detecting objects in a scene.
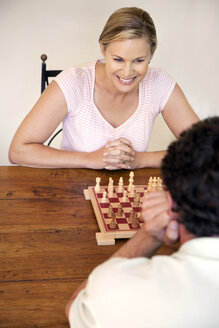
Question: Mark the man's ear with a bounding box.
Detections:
[166,191,175,220]
[166,191,179,220]
[166,191,173,209]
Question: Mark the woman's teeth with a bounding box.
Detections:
[119,76,135,84]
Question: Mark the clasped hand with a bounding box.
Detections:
[103,138,135,170]
[142,191,179,245]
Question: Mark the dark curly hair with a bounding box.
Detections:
[161,117,219,237]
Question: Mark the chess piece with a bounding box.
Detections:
[133,193,140,207]
[136,193,141,207]
[108,177,113,192]
[101,191,107,203]
[108,204,113,217]
[95,177,101,192]
[117,204,123,217]
[147,176,153,192]
[147,185,152,192]
[129,171,134,182]
[128,181,133,192]
[118,177,124,192]
[157,177,163,191]
[157,177,162,184]
[131,212,138,228]
[138,210,144,223]
[129,209,134,224]
[122,190,128,202]
[109,212,117,229]
[129,185,135,197]
[108,185,114,198]
[128,171,134,191]
[151,177,157,191]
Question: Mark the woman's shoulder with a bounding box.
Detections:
[141,67,176,92]
[53,61,96,111]
[145,67,174,82]
[53,61,96,101]
[56,61,96,83]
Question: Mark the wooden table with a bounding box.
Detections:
[0,166,178,327]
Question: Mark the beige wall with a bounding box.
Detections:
[0,0,218,165]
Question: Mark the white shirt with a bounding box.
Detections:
[69,238,219,328]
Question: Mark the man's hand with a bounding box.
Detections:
[142,191,179,245]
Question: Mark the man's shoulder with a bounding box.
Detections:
[88,255,172,286]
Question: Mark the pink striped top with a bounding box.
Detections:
[54,61,175,152]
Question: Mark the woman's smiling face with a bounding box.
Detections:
[101,38,152,93]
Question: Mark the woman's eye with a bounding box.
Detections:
[135,59,144,63]
[113,58,123,62]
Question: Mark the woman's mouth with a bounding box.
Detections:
[116,75,137,85]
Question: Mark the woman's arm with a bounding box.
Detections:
[9,81,108,169]
[161,83,199,136]
[137,83,199,168]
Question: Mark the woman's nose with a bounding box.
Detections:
[122,62,133,77]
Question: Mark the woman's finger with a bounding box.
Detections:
[106,138,132,148]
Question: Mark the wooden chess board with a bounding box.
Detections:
[84,184,147,245]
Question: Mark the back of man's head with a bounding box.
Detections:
[161,116,219,237]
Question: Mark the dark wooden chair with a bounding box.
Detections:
[41,54,62,146]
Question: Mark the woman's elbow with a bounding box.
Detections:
[8,144,19,164]
[8,141,25,165]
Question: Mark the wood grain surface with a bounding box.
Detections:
[0,166,178,327]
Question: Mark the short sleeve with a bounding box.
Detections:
[68,257,150,328]
[149,68,176,115]
[54,67,85,113]
[68,289,98,328]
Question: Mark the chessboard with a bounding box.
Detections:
[84,173,163,245]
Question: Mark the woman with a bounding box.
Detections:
[9,7,199,169]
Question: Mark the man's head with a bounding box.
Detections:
[162,117,219,237]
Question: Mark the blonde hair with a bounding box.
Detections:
[99,7,157,55]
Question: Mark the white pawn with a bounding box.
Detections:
[147,176,153,192]
[95,177,101,192]
[151,177,157,191]
[101,191,107,203]
[108,185,114,198]
[157,177,163,191]
[129,185,135,197]
[118,177,124,192]
[122,190,128,202]
[129,171,134,182]
[133,193,140,207]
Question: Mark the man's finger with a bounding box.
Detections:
[142,191,168,210]
[164,220,179,245]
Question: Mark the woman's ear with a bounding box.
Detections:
[99,43,105,58]
[149,53,154,64]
